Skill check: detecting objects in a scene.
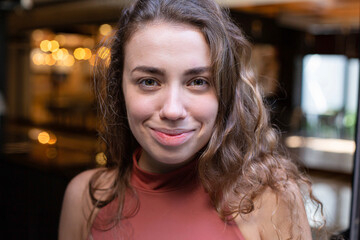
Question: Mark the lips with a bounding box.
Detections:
[150,128,195,147]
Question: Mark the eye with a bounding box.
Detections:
[140,78,158,86]
[138,78,160,90]
[188,78,209,87]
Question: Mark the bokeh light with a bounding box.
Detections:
[40,40,51,52]
[38,131,50,144]
[49,40,59,52]
[95,152,107,166]
[52,48,69,61]
[45,54,56,66]
[98,46,110,60]
[99,24,112,36]
[89,54,96,66]
[48,133,57,145]
[74,48,86,60]
[83,48,92,60]
[32,53,45,65]
[36,131,57,144]
[40,40,60,53]
[63,55,75,67]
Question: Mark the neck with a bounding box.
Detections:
[138,150,196,174]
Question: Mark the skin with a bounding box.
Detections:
[59,21,312,240]
[122,21,218,173]
[236,183,312,239]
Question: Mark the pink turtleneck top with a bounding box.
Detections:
[90,151,245,240]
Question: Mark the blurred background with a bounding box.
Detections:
[0,0,358,239]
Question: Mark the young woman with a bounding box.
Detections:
[59,0,322,239]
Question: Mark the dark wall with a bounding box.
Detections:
[230,11,279,45]
[0,11,7,148]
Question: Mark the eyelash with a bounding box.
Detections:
[187,78,209,87]
[138,78,160,88]
[136,77,210,90]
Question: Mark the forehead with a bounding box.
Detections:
[123,21,211,70]
[126,20,207,46]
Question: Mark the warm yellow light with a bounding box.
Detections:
[49,40,59,52]
[32,53,45,65]
[95,152,107,166]
[52,48,68,60]
[52,50,60,60]
[83,48,92,60]
[74,48,86,60]
[55,34,66,45]
[45,54,56,66]
[62,48,69,55]
[88,54,96,66]
[38,131,50,144]
[40,40,51,52]
[63,55,75,67]
[99,24,112,36]
[48,133,57,144]
[98,46,110,60]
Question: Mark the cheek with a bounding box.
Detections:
[206,104,218,128]
[192,96,219,126]
[124,94,153,126]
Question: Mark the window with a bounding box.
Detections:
[287,54,359,234]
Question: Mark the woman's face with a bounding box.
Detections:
[122,21,218,173]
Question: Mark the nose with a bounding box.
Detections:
[159,87,187,121]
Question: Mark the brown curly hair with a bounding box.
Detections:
[90,0,324,237]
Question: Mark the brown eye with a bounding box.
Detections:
[188,78,208,86]
[140,78,158,86]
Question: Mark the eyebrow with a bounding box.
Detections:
[131,66,211,76]
[131,66,165,76]
[184,66,211,76]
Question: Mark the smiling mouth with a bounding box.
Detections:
[150,128,195,147]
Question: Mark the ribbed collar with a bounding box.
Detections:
[131,149,198,192]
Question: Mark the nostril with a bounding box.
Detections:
[159,108,187,121]
[159,88,187,121]
[159,102,187,121]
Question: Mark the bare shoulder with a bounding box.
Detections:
[236,181,312,240]
[65,169,100,200]
[58,168,107,240]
